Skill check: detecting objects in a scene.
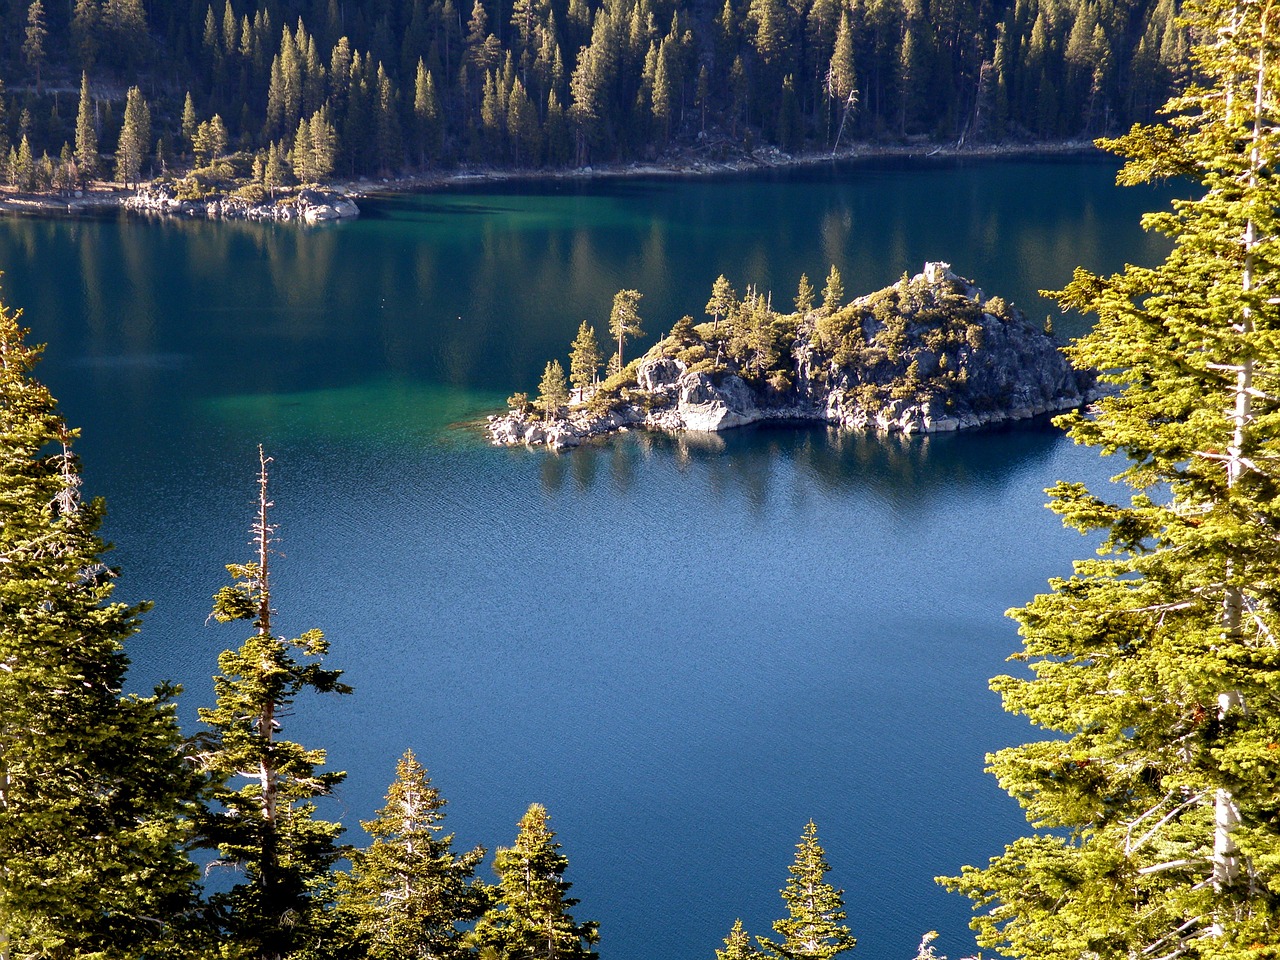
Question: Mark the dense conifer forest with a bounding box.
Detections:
[0,0,1188,187]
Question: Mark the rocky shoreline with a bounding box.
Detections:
[488,264,1093,452]
[352,138,1099,198]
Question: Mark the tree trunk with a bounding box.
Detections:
[1213,1,1269,893]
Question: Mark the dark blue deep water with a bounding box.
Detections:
[0,155,1179,960]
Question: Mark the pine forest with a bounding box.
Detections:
[0,0,1189,187]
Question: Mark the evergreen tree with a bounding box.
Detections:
[741,291,781,377]
[23,0,48,94]
[568,42,604,166]
[479,71,504,156]
[375,63,404,173]
[758,821,855,960]
[569,320,603,392]
[469,803,599,959]
[309,107,338,180]
[0,291,200,958]
[292,115,315,181]
[196,447,352,959]
[115,86,151,187]
[821,266,843,314]
[537,359,570,419]
[337,751,488,960]
[944,0,1280,954]
[706,274,737,335]
[181,92,199,157]
[264,141,289,193]
[0,80,8,164]
[609,288,644,369]
[14,135,35,190]
[509,78,540,166]
[718,919,762,960]
[795,273,815,313]
[669,313,696,345]
[54,142,75,192]
[414,61,443,166]
[827,10,856,144]
[71,0,99,70]
[652,39,673,141]
[104,0,147,66]
[545,90,571,166]
[74,72,98,183]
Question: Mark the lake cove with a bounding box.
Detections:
[0,156,1181,960]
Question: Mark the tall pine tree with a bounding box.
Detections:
[469,803,598,959]
[945,0,1280,954]
[115,86,151,187]
[196,447,352,959]
[758,821,855,960]
[74,72,98,184]
[568,320,602,393]
[337,751,488,960]
[0,289,200,959]
[608,288,644,371]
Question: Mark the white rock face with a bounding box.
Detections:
[673,373,759,431]
[637,357,687,391]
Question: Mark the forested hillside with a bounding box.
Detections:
[0,0,1186,186]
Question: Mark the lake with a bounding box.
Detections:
[0,155,1178,960]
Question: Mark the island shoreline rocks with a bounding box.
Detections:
[124,185,360,223]
[488,264,1094,452]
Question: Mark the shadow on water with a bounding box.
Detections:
[538,419,1066,505]
[360,196,535,220]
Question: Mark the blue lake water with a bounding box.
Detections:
[0,155,1179,960]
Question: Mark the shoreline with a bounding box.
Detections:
[345,138,1100,199]
[0,138,1100,220]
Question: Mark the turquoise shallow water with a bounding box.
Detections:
[0,156,1178,960]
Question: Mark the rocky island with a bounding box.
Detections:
[488,263,1092,451]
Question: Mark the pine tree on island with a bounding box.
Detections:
[821,266,844,315]
[794,273,815,314]
[337,750,488,960]
[944,0,1280,953]
[569,320,603,396]
[706,274,737,337]
[608,288,644,371]
[537,359,570,420]
[0,289,200,957]
[469,803,599,959]
[668,313,697,347]
[195,446,352,958]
